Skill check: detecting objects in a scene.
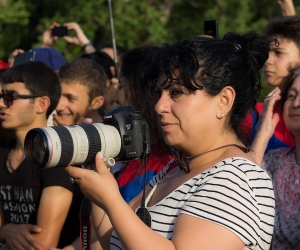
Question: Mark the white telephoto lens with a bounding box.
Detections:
[65,125,90,166]
[93,123,121,160]
[40,127,62,168]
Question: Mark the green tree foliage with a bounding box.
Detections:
[1,0,300,95]
[0,0,30,58]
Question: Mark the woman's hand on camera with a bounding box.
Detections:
[65,152,121,211]
[65,117,121,209]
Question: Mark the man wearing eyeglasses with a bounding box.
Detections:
[0,61,81,249]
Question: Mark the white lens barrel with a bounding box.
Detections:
[65,125,90,165]
[26,123,121,168]
[93,123,121,160]
[40,127,62,168]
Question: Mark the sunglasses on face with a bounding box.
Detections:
[0,93,41,107]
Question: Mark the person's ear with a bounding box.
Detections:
[216,86,235,119]
[36,96,51,115]
[90,95,105,110]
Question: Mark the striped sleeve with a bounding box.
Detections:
[180,160,275,249]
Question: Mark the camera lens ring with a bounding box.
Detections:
[24,129,50,168]
[78,124,102,164]
[51,126,74,167]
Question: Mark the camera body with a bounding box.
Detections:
[24,106,151,169]
[103,106,150,161]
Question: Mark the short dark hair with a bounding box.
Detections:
[58,58,107,102]
[157,32,270,142]
[266,15,300,50]
[81,51,115,79]
[2,61,61,118]
[0,68,8,84]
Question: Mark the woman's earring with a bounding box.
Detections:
[217,113,224,119]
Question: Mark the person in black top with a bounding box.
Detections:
[0,62,82,249]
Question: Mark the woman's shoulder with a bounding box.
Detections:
[220,156,259,166]
[201,157,274,207]
[209,157,272,186]
[214,157,265,173]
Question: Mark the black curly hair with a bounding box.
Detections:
[266,15,300,51]
[156,31,270,142]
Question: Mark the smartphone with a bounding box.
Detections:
[204,20,218,38]
[13,51,36,66]
[52,26,69,37]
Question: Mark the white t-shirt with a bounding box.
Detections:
[110,157,275,250]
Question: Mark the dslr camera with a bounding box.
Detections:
[24,106,151,169]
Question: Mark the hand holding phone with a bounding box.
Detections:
[13,51,36,66]
[204,20,218,38]
[52,26,69,37]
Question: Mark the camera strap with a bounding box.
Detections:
[80,197,92,250]
[136,122,152,227]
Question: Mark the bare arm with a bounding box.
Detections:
[32,186,73,249]
[63,22,96,54]
[251,87,281,165]
[66,153,245,250]
[91,203,113,250]
[0,186,73,250]
[0,206,43,250]
[277,0,296,16]
[0,223,42,250]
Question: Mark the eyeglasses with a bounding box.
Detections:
[0,93,41,107]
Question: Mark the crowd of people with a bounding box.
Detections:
[0,0,299,249]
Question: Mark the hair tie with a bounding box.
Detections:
[233,44,241,52]
[222,40,241,53]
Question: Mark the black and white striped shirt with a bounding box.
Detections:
[110,157,275,250]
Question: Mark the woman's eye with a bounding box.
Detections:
[170,89,183,97]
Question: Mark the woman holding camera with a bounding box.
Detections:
[66,32,275,250]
